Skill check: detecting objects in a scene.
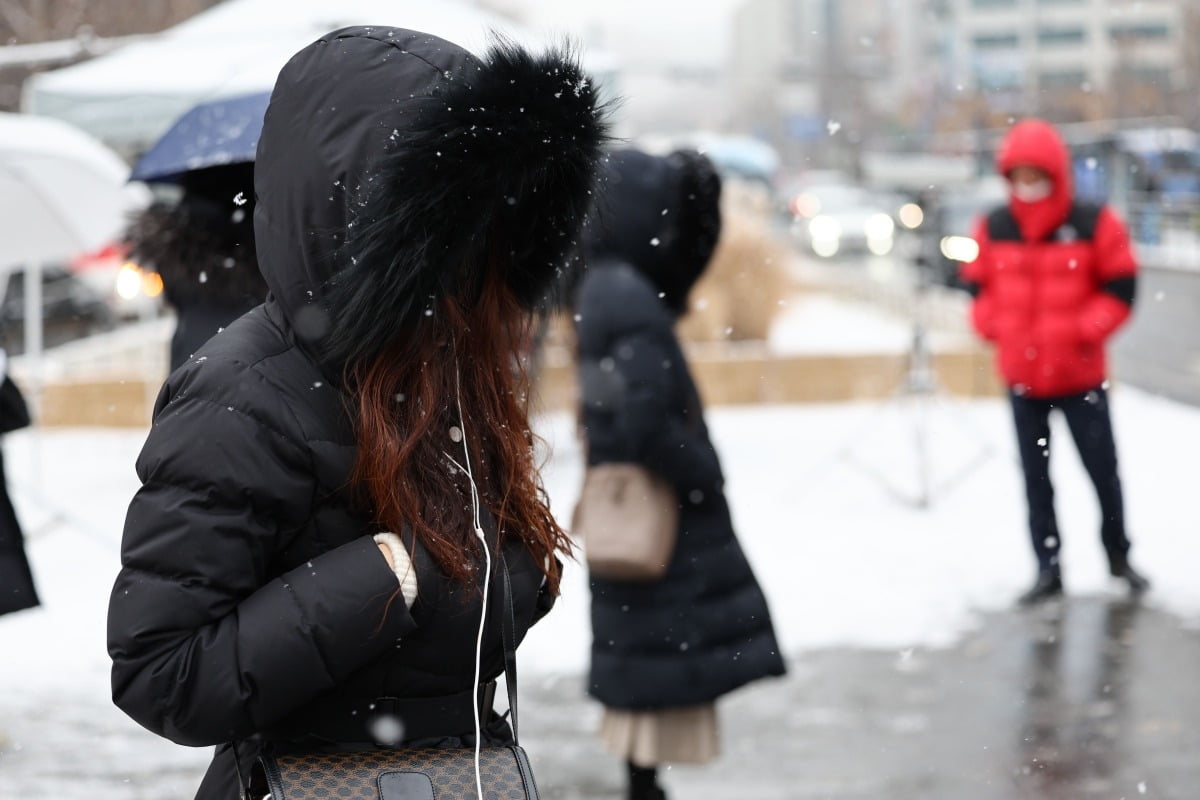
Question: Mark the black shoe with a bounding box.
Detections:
[1018,571,1063,606]
[628,763,667,800]
[629,788,666,800]
[1109,556,1151,595]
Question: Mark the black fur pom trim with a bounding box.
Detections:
[322,38,611,369]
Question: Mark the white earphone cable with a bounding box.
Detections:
[445,360,490,800]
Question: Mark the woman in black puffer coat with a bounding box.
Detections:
[107,27,607,800]
[573,149,786,800]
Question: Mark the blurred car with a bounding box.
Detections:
[1,262,117,354]
[918,176,1008,287]
[70,241,165,321]
[788,182,898,258]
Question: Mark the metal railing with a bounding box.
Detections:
[1123,193,1200,272]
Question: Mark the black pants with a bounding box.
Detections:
[1009,386,1130,573]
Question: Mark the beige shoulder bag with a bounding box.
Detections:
[571,463,678,581]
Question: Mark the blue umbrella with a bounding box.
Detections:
[130,91,270,183]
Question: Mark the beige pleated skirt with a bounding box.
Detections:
[599,703,720,767]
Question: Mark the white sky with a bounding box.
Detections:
[502,0,744,69]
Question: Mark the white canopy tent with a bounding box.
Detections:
[23,0,619,158]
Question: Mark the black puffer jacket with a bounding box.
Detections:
[108,27,605,800]
[576,150,786,710]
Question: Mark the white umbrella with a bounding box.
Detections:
[0,111,136,267]
[0,110,145,395]
[0,113,145,510]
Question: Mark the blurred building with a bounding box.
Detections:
[730,0,1200,164]
[946,0,1193,123]
[729,0,938,169]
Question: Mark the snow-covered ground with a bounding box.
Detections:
[767,292,973,355]
[1,299,1198,794]
[3,385,1199,686]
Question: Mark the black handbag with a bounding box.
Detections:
[0,375,31,434]
[238,558,540,800]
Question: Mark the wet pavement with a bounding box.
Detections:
[521,596,1200,800]
[3,597,1199,799]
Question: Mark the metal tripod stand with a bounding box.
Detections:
[834,258,997,509]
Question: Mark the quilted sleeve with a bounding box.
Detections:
[108,386,416,747]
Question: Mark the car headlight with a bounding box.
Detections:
[116,261,164,301]
[808,215,842,257]
[939,235,980,262]
[790,192,821,219]
[115,262,144,300]
[899,203,924,229]
[142,270,164,298]
[864,213,895,240]
[808,215,842,240]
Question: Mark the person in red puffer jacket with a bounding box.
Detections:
[961,118,1150,605]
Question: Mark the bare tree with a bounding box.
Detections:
[0,0,222,111]
[0,0,219,43]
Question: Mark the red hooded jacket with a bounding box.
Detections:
[961,119,1138,398]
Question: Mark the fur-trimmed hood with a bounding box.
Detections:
[584,148,722,316]
[253,26,609,373]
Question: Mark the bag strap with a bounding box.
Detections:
[498,552,520,743]
[232,742,249,800]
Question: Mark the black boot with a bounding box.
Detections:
[628,761,667,800]
[1018,570,1063,606]
[1109,554,1151,595]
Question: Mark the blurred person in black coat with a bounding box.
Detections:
[572,149,786,800]
[125,161,268,372]
[0,322,37,618]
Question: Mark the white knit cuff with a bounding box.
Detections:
[373,533,417,609]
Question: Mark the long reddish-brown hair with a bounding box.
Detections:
[346,268,571,595]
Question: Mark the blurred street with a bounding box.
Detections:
[524,597,1200,800]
